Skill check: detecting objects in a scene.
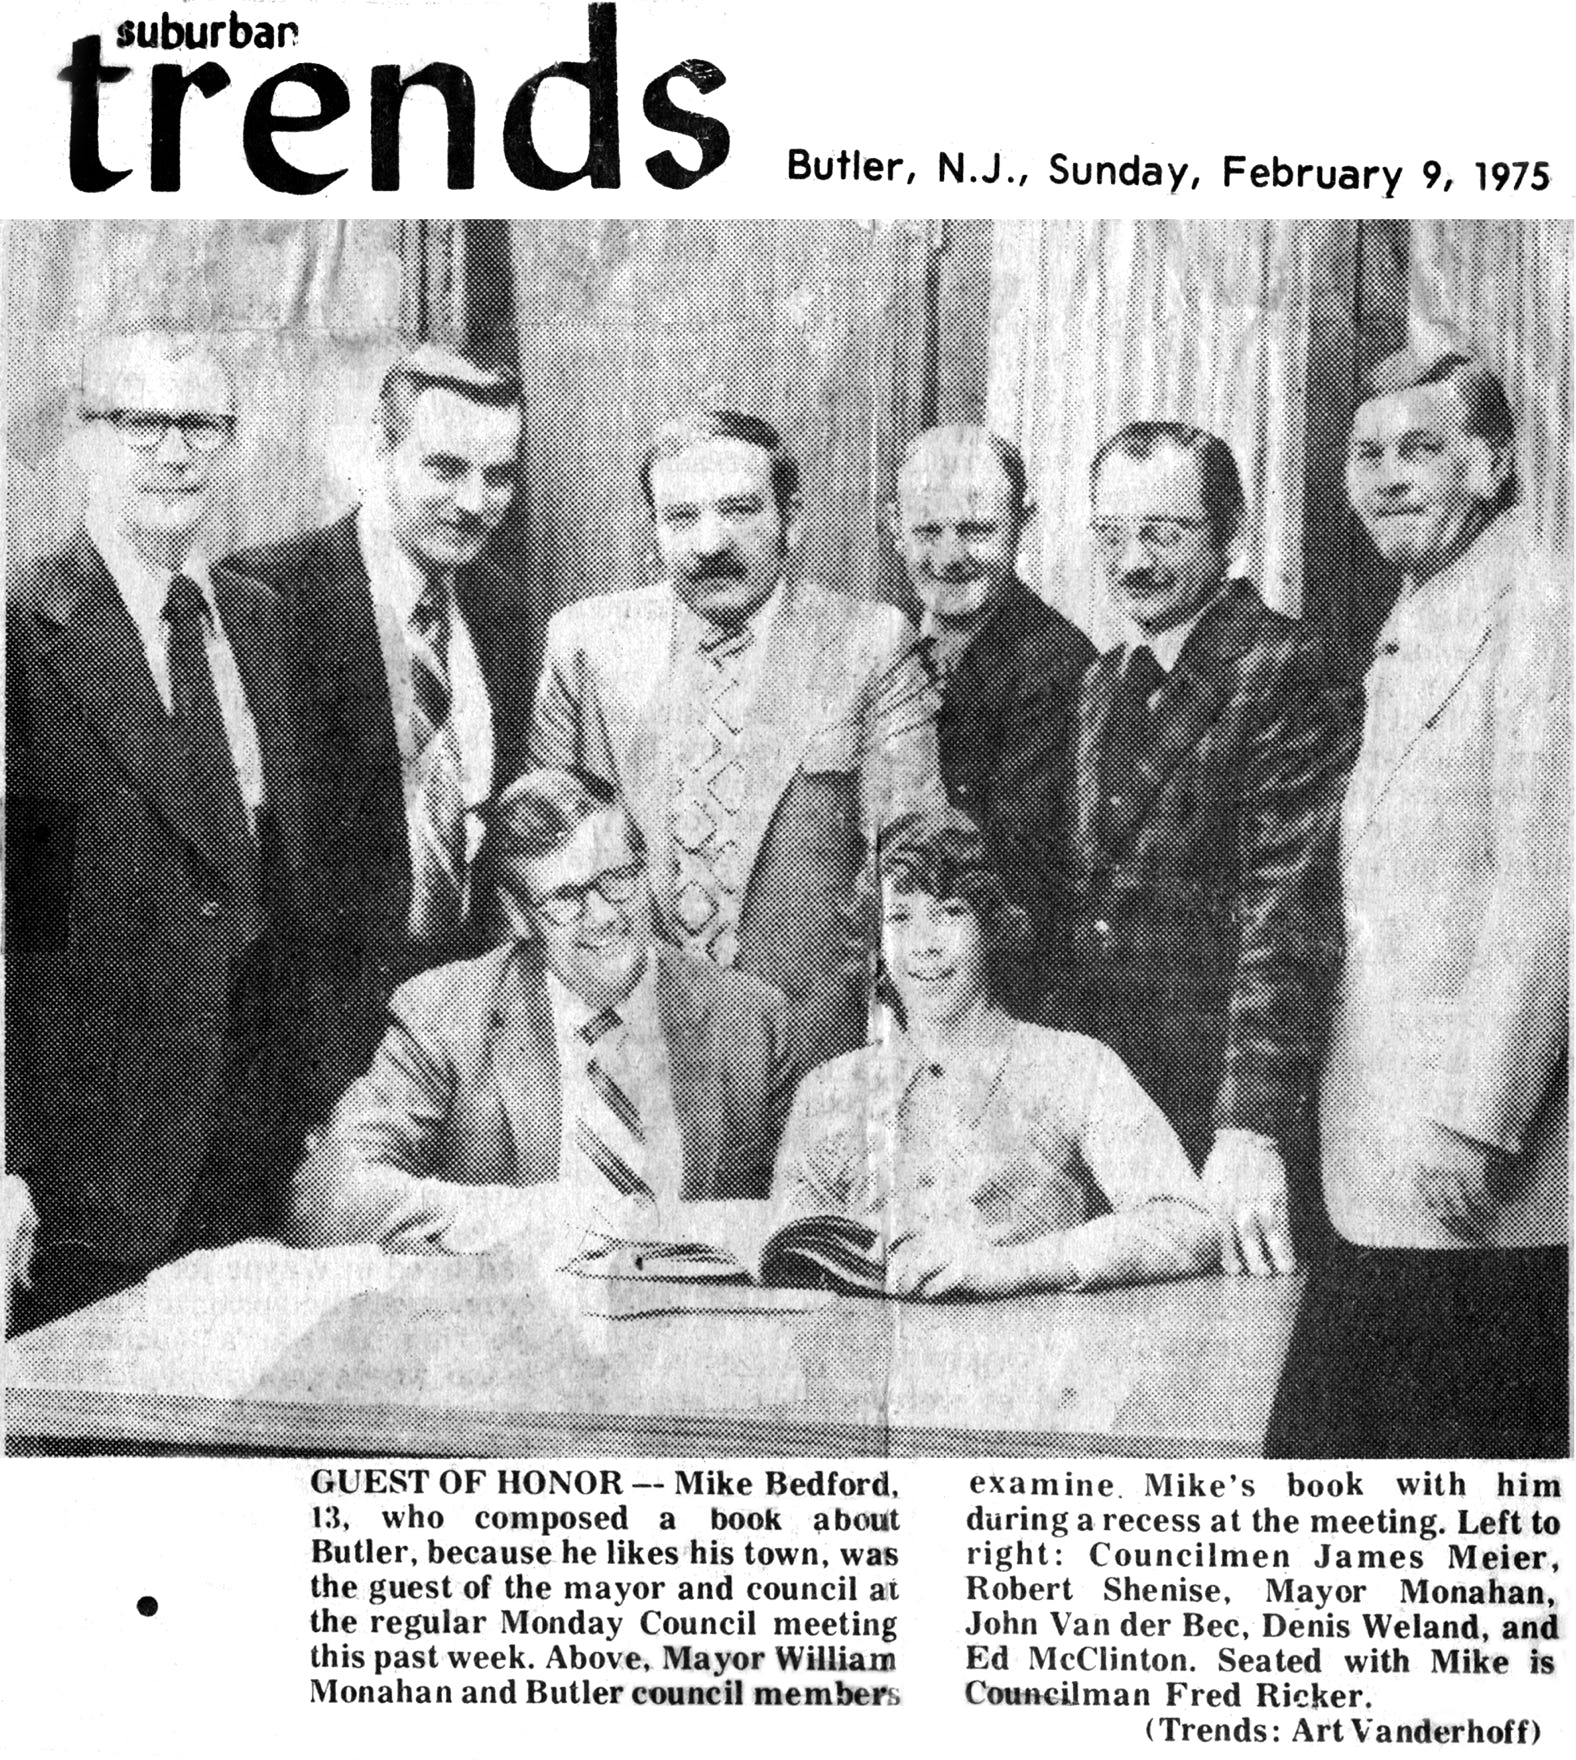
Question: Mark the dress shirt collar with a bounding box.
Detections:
[918,599,994,682]
[357,488,455,623]
[86,506,218,629]
[1119,582,1228,674]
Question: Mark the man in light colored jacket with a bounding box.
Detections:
[1269,343,1569,1457]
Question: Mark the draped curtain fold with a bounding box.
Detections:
[1408,220,1571,553]
[482,218,938,629]
[987,220,1314,646]
[6,220,411,564]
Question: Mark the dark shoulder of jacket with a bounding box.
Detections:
[467,548,529,607]
[214,557,287,619]
[8,543,79,621]
[1008,580,1097,669]
[221,512,356,596]
[1236,591,1365,738]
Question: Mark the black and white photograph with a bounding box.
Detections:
[3,216,1569,1461]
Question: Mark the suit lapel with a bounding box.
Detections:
[594,590,679,919]
[1343,582,1508,857]
[213,562,304,875]
[304,515,411,891]
[488,945,564,1186]
[33,536,229,872]
[733,584,842,891]
[1097,592,1249,854]
[655,946,723,1199]
[313,515,403,780]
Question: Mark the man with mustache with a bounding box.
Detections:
[226,343,528,1126]
[1059,421,1357,1277]
[531,409,940,1069]
[7,330,305,1328]
[887,424,1094,1005]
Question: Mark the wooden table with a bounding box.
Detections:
[6,1240,1303,1456]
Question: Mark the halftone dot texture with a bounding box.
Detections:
[5,220,1568,1460]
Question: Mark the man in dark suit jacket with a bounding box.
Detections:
[225,344,529,1128]
[287,771,796,1252]
[531,410,940,1072]
[6,330,305,1332]
[887,424,1095,1003]
[1061,421,1357,1275]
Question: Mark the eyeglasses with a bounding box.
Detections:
[82,408,236,454]
[1090,517,1210,553]
[528,861,645,924]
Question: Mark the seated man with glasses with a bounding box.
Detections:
[285,769,797,1254]
[1055,421,1358,1280]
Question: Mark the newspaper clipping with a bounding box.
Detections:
[1,4,1569,1756]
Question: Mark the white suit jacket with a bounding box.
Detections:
[1320,516,1569,1249]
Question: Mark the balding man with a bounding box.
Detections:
[6,330,305,1329]
[888,424,1094,1000]
[1270,346,1569,1457]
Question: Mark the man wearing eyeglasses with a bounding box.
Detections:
[1056,421,1357,1279]
[6,329,305,1330]
[286,769,795,1253]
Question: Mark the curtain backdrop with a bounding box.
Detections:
[1409,220,1571,554]
[987,221,1315,646]
[4,220,425,566]
[486,218,944,630]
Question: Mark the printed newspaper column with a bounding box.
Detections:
[305,1463,905,1707]
[957,1463,1564,1739]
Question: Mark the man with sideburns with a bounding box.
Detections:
[228,342,531,1127]
[530,409,941,1071]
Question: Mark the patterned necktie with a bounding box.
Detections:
[670,618,753,967]
[1099,643,1164,841]
[406,580,468,944]
[163,574,261,927]
[576,1006,655,1201]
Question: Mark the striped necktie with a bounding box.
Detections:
[406,579,467,943]
[669,618,752,967]
[576,1005,655,1202]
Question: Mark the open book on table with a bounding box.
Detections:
[562,1214,885,1296]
